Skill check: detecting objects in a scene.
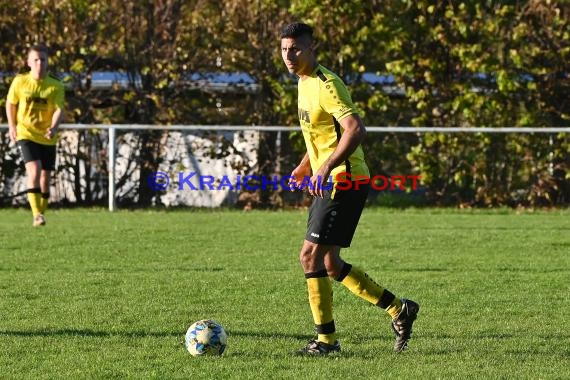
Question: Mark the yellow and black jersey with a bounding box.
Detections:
[297,64,369,182]
[7,72,65,146]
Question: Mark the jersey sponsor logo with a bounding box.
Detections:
[310,232,320,238]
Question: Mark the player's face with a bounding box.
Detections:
[281,37,314,77]
[27,50,48,80]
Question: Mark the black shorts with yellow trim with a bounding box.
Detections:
[305,182,369,248]
[17,139,57,171]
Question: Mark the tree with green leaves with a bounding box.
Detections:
[1,0,568,207]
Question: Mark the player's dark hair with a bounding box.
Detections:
[280,22,313,40]
[28,44,49,55]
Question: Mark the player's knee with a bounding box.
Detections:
[25,162,42,180]
[299,244,320,269]
[298,247,312,268]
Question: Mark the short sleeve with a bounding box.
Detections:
[53,82,65,108]
[320,77,359,122]
[6,77,20,104]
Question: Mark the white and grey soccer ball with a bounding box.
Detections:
[184,319,228,356]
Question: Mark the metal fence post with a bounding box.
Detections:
[108,126,116,211]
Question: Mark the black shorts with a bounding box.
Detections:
[17,140,57,171]
[305,183,369,248]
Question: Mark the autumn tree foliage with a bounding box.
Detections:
[0,0,568,207]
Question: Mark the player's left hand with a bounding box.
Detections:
[45,127,58,139]
[310,166,332,198]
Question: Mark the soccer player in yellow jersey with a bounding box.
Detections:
[6,44,65,226]
[280,22,419,355]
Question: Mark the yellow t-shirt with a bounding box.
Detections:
[297,64,369,183]
[7,72,65,146]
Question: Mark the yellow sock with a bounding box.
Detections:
[386,297,403,320]
[337,264,403,320]
[27,189,42,217]
[306,271,336,345]
[40,193,49,214]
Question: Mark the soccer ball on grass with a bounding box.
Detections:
[184,319,227,356]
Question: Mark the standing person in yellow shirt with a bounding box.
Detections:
[280,22,419,355]
[6,44,65,226]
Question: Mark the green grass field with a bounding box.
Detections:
[1,208,569,379]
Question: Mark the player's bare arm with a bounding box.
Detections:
[310,114,366,197]
[6,102,18,142]
[45,107,63,140]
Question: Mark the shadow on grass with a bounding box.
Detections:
[0,328,180,338]
[403,225,570,231]
[0,328,310,341]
